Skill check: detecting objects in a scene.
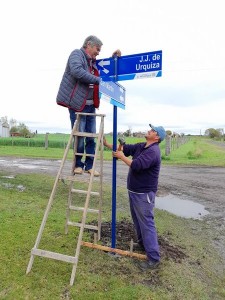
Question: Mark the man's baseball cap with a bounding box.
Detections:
[149,124,166,141]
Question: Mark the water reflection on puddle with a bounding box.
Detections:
[155,194,209,220]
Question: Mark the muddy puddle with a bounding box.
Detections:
[155,194,209,220]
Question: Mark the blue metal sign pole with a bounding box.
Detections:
[111,56,118,249]
[111,104,117,248]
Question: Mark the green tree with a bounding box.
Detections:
[18,123,31,137]
[205,128,221,139]
[10,122,32,137]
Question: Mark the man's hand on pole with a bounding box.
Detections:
[112,49,122,57]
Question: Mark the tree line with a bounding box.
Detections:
[1,116,224,139]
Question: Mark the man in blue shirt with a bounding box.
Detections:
[104,124,166,270]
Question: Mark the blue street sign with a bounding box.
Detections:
[99,80,126,109]
[97,50,162,82]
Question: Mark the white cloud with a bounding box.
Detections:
[1,0,225,135]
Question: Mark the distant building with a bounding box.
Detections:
[11,132,21,137]
[0,120,10,137]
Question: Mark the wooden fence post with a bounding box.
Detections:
[45,133,49,150]
[165,135,171,156]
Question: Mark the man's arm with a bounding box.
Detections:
[112,150,132,167]
[69,49,100,84]
[103,136,124,151]
[103,136,131,165]
[103,137,113,150]
[103,137,130,165]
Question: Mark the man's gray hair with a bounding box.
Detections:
[83,35,103,48]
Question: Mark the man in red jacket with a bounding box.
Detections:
[57,35,121,176]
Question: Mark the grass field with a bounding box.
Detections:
[0,136,225,299]
[0,135,225,166]
[0,173,225,299]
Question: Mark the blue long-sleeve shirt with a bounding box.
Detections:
[123,142,161,193]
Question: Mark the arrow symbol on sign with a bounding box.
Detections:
[98,60,110,74]
[119,87,124,94]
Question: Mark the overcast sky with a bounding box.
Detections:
[1,0,225,135]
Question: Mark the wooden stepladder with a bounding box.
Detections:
[26,112,105,286]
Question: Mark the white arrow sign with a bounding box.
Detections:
[97,60,110,74]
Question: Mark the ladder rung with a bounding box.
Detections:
[69,205,99,213]
[73,131,99,138]
[75,152,95,157]
[71,189,99,196]
[67,221,98,231]
[31,248,77,264]
[76,112,106,117]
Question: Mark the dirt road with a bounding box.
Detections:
[0,156,225,261]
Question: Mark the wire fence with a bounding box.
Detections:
[165,135,190,156]
[0,133,190,156]
[0,134,70,149]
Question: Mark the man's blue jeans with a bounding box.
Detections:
[128,190,160,262]
[69,105,96,171]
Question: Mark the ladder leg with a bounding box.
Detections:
[97,117,104,240]
[70,115,105,284]
[65,181,73,234]
[71,115,80,174]
[26,255,34,274]
[26,125,75,274]
[70,189,93,285]
[65,116,80,234]
[70,266,77,286]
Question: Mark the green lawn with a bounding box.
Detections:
[0,173,225,299]
[0,136,225,166]
[0,136,225,299]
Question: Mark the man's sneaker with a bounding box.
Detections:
[136,259,160,271]
[74,167,83,175]
[84,169,100,177]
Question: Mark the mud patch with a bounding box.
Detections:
[88,219,187,263]
[86,220,187,288]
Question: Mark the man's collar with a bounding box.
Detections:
[144,141,158,148]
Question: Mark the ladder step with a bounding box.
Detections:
[71,189,99,196]
[67,221,98,231]
[75,152,95,157]
[69,205,99,213]
[59,175,100,182]
[73,131,99,138]
[75,112,105,117]
[31,248,77,264]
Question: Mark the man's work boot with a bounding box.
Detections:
[74,167,83,175]
[136,259,160,271]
